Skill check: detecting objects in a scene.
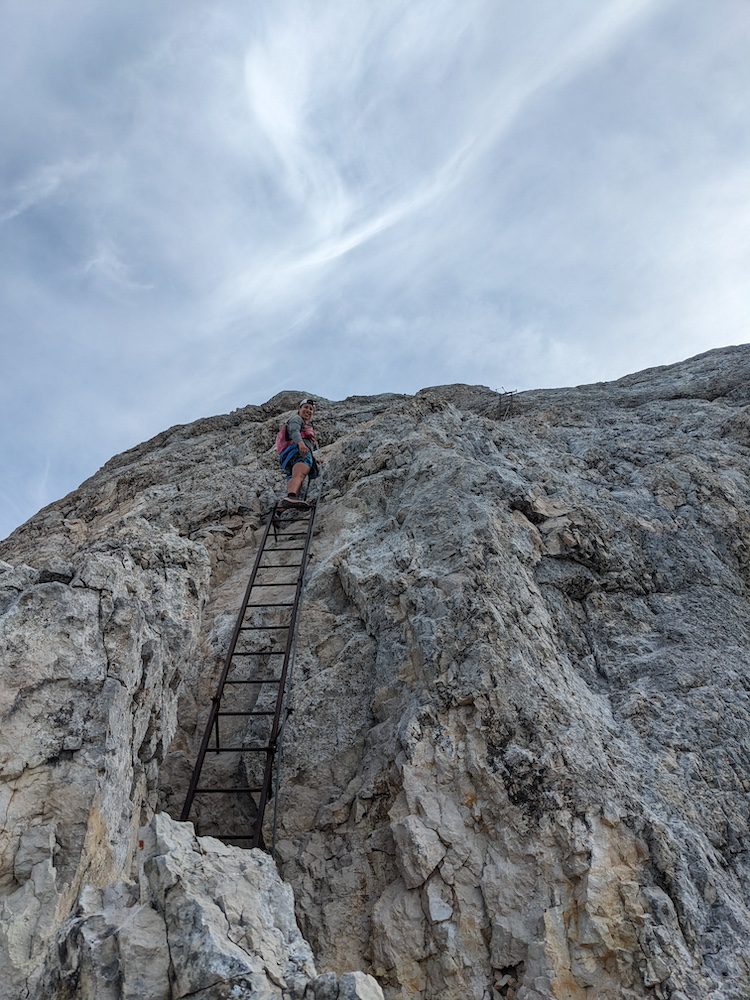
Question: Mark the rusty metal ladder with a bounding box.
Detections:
[180,499,317,849]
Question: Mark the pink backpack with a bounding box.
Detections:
[275,419,317,454]
[275,423,290,454]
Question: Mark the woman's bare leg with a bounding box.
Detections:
[287,462,310,497]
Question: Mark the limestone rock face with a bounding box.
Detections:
[1,347,750,999]
[43,813,383,1000]
[0,522,211,997]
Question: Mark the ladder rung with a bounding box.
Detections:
[231,652,284,656]
[246,602,295,607]
[255,571,300,577]
[264,546,306,551]
[195,786,263,794]
[260,563,303,569]
[217,710,276,717]
[249,581,299,587]
[209,747,274,753]
[225,677,282,683]
[239,625,289,630]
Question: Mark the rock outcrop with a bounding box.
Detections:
[1,345,749,999]
[44,812,382,1000]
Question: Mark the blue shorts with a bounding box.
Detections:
[279,444,319,480]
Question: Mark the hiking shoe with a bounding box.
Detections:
[279,496,309,509]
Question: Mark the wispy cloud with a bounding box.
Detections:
[82,239,154,292]
[1,0,748,540]
[220,0,664,321]
[0,157,95,223]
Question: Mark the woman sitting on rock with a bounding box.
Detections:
[277,398,319,508]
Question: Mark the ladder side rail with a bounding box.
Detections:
[250,503,318,847]
[269,529,312,855]
[267,482,324,853]
[180,503,281,822]
[269,622,300,858]
[269,703,288,859]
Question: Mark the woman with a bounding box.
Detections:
[277,398,319,508]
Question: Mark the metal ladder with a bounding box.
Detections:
[180,500,317,849]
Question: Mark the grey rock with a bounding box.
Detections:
[44,814,380,1000]
[337,971,385,1000]
[0,520,211,996]
[306,971,341,1000]
[137,813,317,1000]
[306,970,384,1000]
[1,346,749,998]
[390,816,446,888]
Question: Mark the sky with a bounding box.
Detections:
[1,0,749,540]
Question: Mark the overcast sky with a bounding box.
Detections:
[1,0,749,540]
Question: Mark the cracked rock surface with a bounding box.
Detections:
[1,345,750,998]
[44,812,382,1000]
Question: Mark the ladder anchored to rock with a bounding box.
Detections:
[180,501,317,850]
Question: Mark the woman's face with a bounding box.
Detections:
[299,403,315,421]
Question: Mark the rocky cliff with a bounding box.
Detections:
[1,345,749,1000]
